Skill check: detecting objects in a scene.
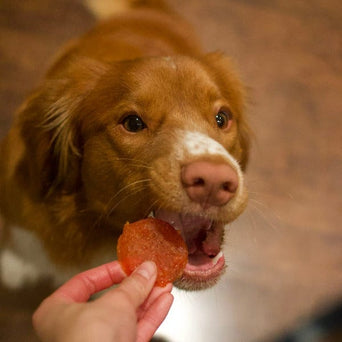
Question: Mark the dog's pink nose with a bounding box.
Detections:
[181,161,238,208]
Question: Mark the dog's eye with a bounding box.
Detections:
[215,109,232,130]
[121,115,146,132]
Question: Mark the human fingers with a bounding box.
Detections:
[49,261,126,303]
[102,261,157,310]
[33,261,126,337]
[137,283,173,320]
[136,291,174,342]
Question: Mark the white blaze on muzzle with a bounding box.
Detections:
[175,130,245,199]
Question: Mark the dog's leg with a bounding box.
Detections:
[0,225,115,289]
[85,0,130,19]
[0,248,43,289]
[85,0,169,20]
[0,226,54,289]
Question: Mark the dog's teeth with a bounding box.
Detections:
[212,251,223,266]
[205,221,213,231]
[148,211,155,218]
[172,222,180,230]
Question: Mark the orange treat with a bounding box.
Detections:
[117,218,188,286]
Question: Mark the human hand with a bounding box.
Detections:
[33,261,173,342]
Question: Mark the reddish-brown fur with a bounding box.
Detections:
[0,1,250,289]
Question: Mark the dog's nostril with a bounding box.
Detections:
[222,182,230,191]
[193,178,205,186]
[222,181,237,193]
[181,161,239,208]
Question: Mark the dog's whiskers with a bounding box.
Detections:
[247,198,281,233]
[101,178,151,219]
[84,175,153,232]
[112,157,152,170]
[107,182,150,217]
[144,199,161,217]
[109,178,151,204]
[89,181,151,232]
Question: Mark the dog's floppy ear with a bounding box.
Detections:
[202,52,251,170]
[17,58,108,198]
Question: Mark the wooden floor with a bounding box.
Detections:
[1,0,341,341]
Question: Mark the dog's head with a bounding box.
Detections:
[18,53,250,290]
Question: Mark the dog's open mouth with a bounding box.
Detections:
[150,208,226,289]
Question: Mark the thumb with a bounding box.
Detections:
[106,261,157,309]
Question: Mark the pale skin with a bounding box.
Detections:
[33,261,173,342]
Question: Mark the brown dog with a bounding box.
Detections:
[0,0,250,291]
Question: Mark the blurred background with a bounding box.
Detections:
[0,0,341,341]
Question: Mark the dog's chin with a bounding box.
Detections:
[174,252,226,291]
[150,209,228,291]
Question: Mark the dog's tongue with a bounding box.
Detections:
[155,209,222,257]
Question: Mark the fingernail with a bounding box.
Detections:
[134,261,156,280]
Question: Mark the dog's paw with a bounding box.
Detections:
[0,249,42,289]
[85,0,129,19]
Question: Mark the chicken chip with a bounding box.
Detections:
[117,218,188,286]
